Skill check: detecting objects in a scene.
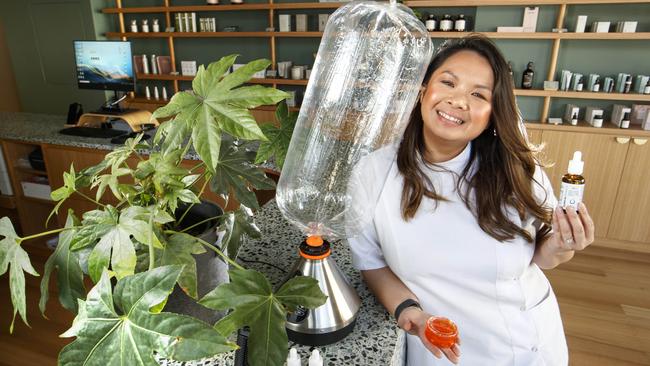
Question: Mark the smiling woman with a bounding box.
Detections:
[348,34,595,366]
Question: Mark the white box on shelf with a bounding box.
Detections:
[575,15,588,32]
[622,21,637,33]
[296,14,308,32]
[585,106,604,127]
[592,21,610,33]
[279,14,291,32]
[631,104,650,130]
[318,14,329,32]
[0,149,13,196]
[522,7,539,32]
[497,26,524,32]
[21,181,52,201]
[181,61,197,76]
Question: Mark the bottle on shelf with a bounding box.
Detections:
[130,19,138,33]
[231,0,244,4]
[507,61,514,84]
[152,19,160,33]
[206,0,219,4]
[439,14,453,31]
[142,19,149,33]
[142,54,150,74]
[425,14,437,32]
[521,61,534,89]
[454,14,467,32]
[571,111,578,125]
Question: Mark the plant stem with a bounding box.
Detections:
[179,215,223,234]
[177,175,210,227]
[20,227,76,242]
[148,213,155,270]
[164,229,244,271]
[75,191,107,208]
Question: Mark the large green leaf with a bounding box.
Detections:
[59,266,235,366]
[151,55,288,174]
[219,206,261,260]
[159,233,205,299]
[74,205,163,282]
[199,269,327,366]
[40,211,85,315]
[210,141,276,210]
[0,217,39,332]
[192,103,222,174]
[255,101,298,169]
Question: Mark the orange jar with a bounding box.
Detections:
[424,316,458,349]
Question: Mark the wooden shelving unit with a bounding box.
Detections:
[104,0,650,128]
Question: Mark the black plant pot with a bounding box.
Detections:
[164,200,228,324]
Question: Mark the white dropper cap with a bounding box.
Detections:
[567,151,584,175]
[286,347,301,366]
[308,349,323,366]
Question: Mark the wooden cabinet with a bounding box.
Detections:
[607,137,650,243]
[538,128,650,249]
[0,140,58,236]
[540,131,629,239]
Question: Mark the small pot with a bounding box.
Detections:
[165,201,228,324]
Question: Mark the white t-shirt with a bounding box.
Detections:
[347,143,568,366]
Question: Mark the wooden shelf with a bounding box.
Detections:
[406,0,649,5]
[14,166,48,177]
[525,120,650,137]
[103,0,650,13]
[514,89,650,101]
[126,97,301,112]
[21,195,55,205]
[109,30,650,41]
[0,195,16,209]
[136,73,310,85]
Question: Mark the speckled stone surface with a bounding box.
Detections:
[158,200,405,366]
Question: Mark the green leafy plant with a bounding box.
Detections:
[0,55,324,366]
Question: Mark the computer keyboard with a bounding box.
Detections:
[59,126,128,138]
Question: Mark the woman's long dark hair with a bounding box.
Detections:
[397,34,551,243]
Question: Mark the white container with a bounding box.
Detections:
[21,181,52,201]
[296,14,308,32]
[279,14,292,32]
[522,7,539,32]
[181,60,197,76]
[622,21,637,33]
[593,21,610,33]
[497,26,524,32]
[318,14,330,31]
[575,15,588,32]
[0,149,13,196]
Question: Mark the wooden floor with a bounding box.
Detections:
[0,239,649,365]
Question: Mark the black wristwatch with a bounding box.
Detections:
[394,299,422,323]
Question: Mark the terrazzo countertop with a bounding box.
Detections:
[160,200,406,366]
[0,112,277,170]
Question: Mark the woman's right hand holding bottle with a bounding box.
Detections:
[398,307,461,364]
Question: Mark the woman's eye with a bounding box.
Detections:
[441,80,454,87]
[472,92,486,100]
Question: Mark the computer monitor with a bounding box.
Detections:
[73,40,135,92]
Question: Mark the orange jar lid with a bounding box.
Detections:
[424,316,458,349]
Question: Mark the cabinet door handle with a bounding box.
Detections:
[633,138,648,146]
[615,137,630,144]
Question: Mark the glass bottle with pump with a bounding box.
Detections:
[559,151,585,210]
[507,62,514,85]
[521,61,534,89]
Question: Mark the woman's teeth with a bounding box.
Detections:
[438,111,464,125]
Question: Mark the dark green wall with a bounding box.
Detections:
[2,1,649,120]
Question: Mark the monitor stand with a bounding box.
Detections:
[95,90,132,115]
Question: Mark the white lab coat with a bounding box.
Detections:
[348,143,568,366]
